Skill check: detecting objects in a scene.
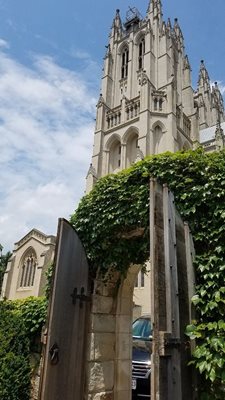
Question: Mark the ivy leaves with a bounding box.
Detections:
[71,168,150,276]
[71,148,225,398]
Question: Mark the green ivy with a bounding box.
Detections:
[71,148,225,398]
[0,297,47,400]
[0,250,12,296]
[45,263,54,299]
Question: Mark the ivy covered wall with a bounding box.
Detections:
[71,149,225,399]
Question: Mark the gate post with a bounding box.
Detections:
[150,180,196,400]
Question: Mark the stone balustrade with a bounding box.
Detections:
[125,97,140,121]
[106,96,140,131]
[106,106,122,129]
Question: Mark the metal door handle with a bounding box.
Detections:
[49,343,59,365]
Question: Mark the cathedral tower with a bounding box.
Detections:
[86,0,224,192]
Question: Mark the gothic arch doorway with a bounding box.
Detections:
[39,183,196,400]
[84,181,196,400]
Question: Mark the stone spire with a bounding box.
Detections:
[110,9,122,39]
[173,18,184,40]
[215,120,225,150]
[167,18,172,30]
[212,82,225,124]
[215,120,224,138]
[184,55,191,70]
[86,164,97,193]
[198,60,210,91]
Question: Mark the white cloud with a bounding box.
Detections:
[71,49,91,60]
[218,83,225,96]
[0,39,9,49]
[0,46,97,251]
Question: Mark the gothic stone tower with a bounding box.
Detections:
[86,0,216,192]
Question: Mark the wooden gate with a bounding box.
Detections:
[150,180,196,400]
[39,218,90,400]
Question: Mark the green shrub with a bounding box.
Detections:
[0,297,47,400]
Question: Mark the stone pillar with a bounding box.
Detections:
[114,265,140,400]
[85,275,118,400]
[85,266,140,400]
[103,150,109,176]
[121,144,126,170]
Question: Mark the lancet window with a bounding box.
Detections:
[20,252,37,288]
[153,97,163,112]
[159,98,163,111]
[121,48,129,79]
[138,38,145,70]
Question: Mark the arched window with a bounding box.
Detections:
[109,139,122,173]
[141,270,145,287]
[153,125,164,154]
[121,48,129,79]
[19,251,37,288]
[126,132,138,167]
[134,270,145,288]
[138,38,145,70]
[159,98,163,111]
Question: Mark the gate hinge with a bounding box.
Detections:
[71,287,90,307]
[159,332,181,356]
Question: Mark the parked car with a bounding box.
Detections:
[132,315,152,398]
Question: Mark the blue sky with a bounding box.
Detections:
[0,0,225,251]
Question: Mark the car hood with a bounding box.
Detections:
[132,338,152,363]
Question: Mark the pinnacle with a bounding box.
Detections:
[115,9,120,17]
[111,8,122,36]
[199,60,210,80]
[147,0,162,15]
[167,18,172,28]
[184,55,191,70]
[200,59,205,69]
[114,8,121,23]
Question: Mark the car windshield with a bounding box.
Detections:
[132,317,152,339]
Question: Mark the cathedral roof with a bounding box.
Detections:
[200,122,225,143]
[14,228,56,250]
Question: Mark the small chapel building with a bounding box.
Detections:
[1,229,55,300]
